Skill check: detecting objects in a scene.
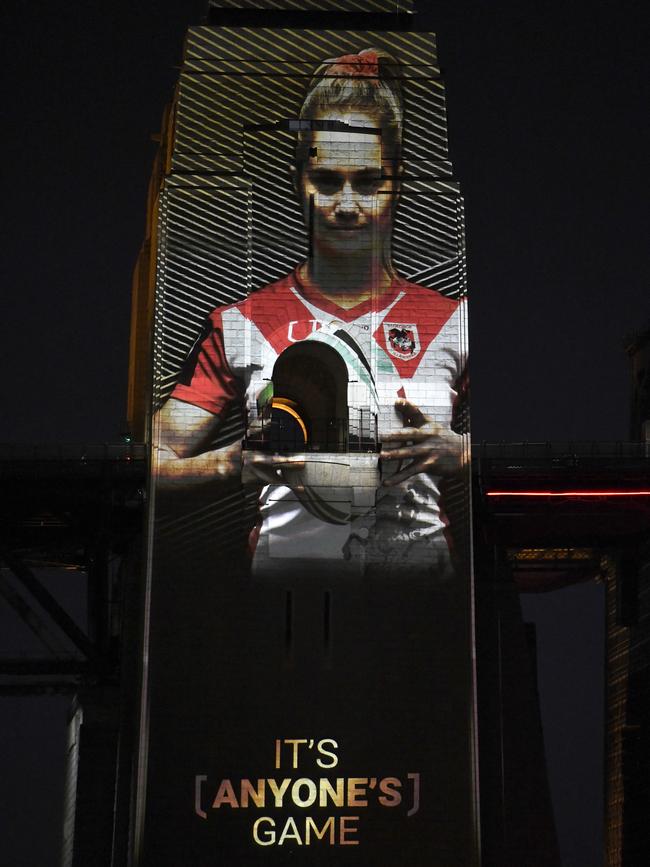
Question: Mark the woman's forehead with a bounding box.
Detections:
[308,127,384,168]
[313,107,380,127]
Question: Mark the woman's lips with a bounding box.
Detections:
[328,223,367,231]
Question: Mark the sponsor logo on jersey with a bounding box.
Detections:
[287,319,322,342]
[383,322,420,360]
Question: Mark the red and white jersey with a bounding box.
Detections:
[172,267,466,577]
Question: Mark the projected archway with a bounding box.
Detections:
[271,341,348,452]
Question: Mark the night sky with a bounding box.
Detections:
[1,1,648,865]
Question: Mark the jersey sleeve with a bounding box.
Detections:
[171,310,243,416]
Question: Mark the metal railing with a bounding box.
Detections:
[244,414,379,453]
[0,442,146,461]
[475,441,650,490]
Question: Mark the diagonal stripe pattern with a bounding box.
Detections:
[208,1,415,13]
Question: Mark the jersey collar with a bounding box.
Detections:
[291,265,405,323]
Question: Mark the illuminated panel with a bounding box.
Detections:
[510,547,595,561]
[138,14,476,867]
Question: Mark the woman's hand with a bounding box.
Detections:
[380,398,465,486]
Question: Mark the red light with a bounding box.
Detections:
[486,490,650,498]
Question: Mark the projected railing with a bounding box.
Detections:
[244,412,379,453]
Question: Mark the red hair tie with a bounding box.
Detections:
[328,50,379,79]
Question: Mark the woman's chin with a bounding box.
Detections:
[315,234,375,258]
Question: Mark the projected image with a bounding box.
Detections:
[140,26,478,867]
[154,49,468,579]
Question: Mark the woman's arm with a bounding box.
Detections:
[154,398,304,491]
[153,398,242,490]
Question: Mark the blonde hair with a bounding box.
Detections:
[296,48,404,167]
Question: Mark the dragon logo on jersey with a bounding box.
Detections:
[383,322,420,361]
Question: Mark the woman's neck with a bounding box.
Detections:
[300,256,394,310]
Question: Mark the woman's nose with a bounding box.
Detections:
[335,180,359,214]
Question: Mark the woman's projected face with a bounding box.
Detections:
[300,110,397,259]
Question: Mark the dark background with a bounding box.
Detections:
[1,1,648,865]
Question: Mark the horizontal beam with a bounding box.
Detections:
[0,682,80,696]
[0,659,88,675]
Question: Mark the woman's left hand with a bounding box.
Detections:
[380,398,466,486]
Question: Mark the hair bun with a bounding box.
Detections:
[328,50,380,79]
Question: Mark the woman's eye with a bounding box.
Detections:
[353,177,382,195]
[310,174,342,195]
[318,181,342,195]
